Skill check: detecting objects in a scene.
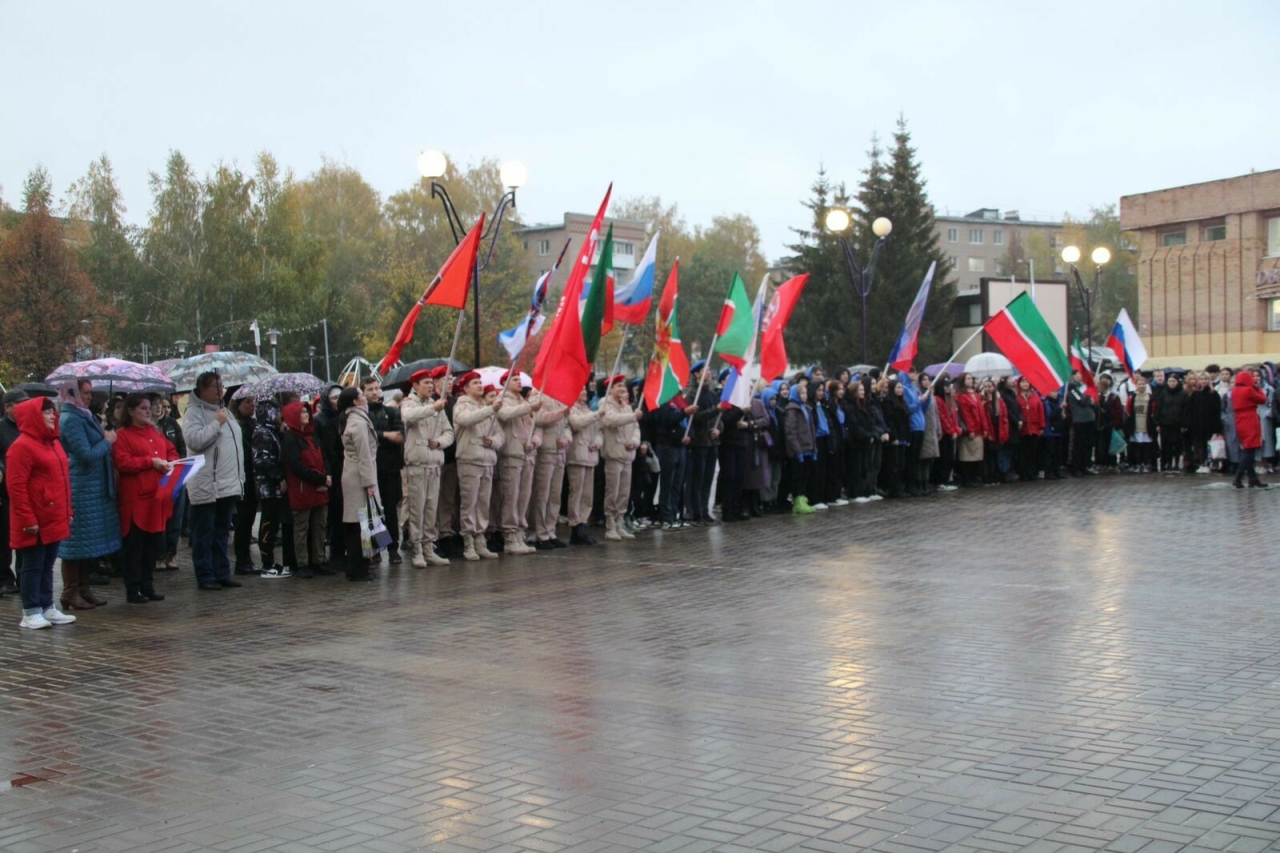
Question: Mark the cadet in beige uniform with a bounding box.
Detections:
[452,372,503,561]
[496,371,540,555]
[401,366,453,567]
[566,385,603,545]
[600,375,642,541]
[530,393,570,549]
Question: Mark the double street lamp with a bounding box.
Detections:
[417,150,527,368]
[823,211,893,364]
[1060,245,1111,363]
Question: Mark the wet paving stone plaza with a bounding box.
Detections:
[2,476,1280,852]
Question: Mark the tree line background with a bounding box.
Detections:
[0,117,1134,388]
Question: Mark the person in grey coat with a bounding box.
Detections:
[182,372,245,592]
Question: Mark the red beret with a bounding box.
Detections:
[410,369,433,385]
[500,370,514,385]
[607,374,627,387]
[483,383,499,395]
[428,365,448,379]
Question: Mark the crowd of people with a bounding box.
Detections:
[1,358,1275,628]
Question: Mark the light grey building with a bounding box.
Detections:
[933,208,1063,293]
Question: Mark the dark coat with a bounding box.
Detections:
[367,401,404,472]
[1157,385,1188,429]
[783,400,815,459]
[281,402,330,511]
[59,403,122,559]
[251,401,285,500]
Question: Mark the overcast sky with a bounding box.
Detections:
[3,0,1276,262]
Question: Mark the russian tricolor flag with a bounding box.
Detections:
[611,230,659,325]
[888,262,936,371]
[1105,308,1148,377]
[157,456,205,505]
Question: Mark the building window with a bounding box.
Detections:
[1161,230,1187,247]
[968,257,985,273]
[523,240,529,251]
[993,230,1004,246]
[1203,224,1227,242]
[969,229,983,244]
[967,303,982,325]
[537,239,550,256]
[1268,298,1280,331]
[948,255,958,268]
[947,228,958,242]
[1269,218,1280,257]
[615,241,634,256]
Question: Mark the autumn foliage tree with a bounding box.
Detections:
[0,173,107,380]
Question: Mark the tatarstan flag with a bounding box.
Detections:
[534,185,611,406]
[715,272,754,369]
[983,292,1072,397]
[644,260,690,410]
[581,224,614,364]
[1070,332,1098,400]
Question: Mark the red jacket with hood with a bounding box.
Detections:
[281,402,329,510]
[7,398,72,549]
[1232,371,1267,450]
[113,421,179,536]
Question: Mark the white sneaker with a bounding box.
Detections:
[42,607,76,625]
[20,613,52,630]
[853,496,871,504]
[832,499,849,507]
[870,494,884,501]
[811,503,829,510]
[1196,466,1210,474]
[262,566,292,578]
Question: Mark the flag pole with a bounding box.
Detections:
[606,326,631,387]
[929,324,986,383]
[446,308,467,372]
[682,330,721,439]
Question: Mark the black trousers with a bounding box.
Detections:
[906,432,924,495]
[257,497,297,568]
[1019,435,1040,481]
[788,457,810,500]
[0,497,14,585]
[377,467,401,549]
[886,443,907,497]
[1072,423,1096,472]
[233,493,258,567]
[327,462,346,561]
[1040,436,1065,477]
[343,522,368,580]
[934,437,955,487]
[685,446,715,521]
[720,443,746,518]
[1160,427,1184,471]
[122,524,162,592]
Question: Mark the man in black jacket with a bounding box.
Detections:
[646,395,694,529]
[0,390,28,594]
[362,376,405,563]
[684,361,721,525]
[313,385,345,563]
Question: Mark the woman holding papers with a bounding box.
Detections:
[113,393,178,604]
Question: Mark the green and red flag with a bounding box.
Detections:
[533,184,611,406]
[715,272,754,369]
[581,224,614,363]
[982,292,1072,397]
[1069,332,1098,400]
[644,260,690,410]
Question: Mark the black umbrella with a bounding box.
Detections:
[383,358,470,388]
[14,382,58,398]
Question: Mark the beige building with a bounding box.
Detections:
[934,208,1063,293]
[952,278,1071,362]
[1120,169,1280,367]
[515,213,650,292]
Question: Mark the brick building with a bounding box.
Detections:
[1120,169,1280,367]
[515,213,650,293]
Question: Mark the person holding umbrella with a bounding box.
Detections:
[56,379,119,609]
[7,397,76,628]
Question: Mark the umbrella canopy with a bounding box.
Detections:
[923,363,964,380]
[231,372,329,402]
[45,358,176,394]
[164,351,276,392]
[964,352,1014,379]
[14,382,58,398]
[475,366,531,391]
[383,357,471,388]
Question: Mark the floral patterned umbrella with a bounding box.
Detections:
[163,351,276,392]
[231,372,329,402]
[45,358,176,394]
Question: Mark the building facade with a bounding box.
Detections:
[1120,169,1280,367]
[515,213,650,293]
[933,208,1063,293]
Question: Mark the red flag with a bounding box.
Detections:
[377,213,486,374]
[533,184,612,405]
[759,273,809,382]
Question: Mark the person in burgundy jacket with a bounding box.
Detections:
[280,401,332,578]
[112,393,179,603]
[1231,370,1269,489]
[7,397,75,629]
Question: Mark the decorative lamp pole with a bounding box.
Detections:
[308,345,317,376]
[824,211,893,364]
[267,329,282,369]
[174,339,190,358]
[1060,245,1110,365]
[417,150,527,367]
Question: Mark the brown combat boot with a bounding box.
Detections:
[60,562,95,610]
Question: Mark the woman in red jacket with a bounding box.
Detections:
[955,373,991,488]
[280,401,331,578]
[1016,378,1045,482]
[1232,370,1269,489]
[112,393,178,603]
[7,397,75,629]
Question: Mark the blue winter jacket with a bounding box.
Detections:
[59,403,122,559]
[902,378,929,432]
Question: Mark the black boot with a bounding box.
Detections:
[142,585,165,601]
[570,524,596,545]
[126,584,149,604]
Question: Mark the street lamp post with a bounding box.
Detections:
[823,210,893,364]
[308,345,317,376]
[266,329,282,369]
[1060,245,1111,364]
[417,150,527,368]
[174,339,190,358]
